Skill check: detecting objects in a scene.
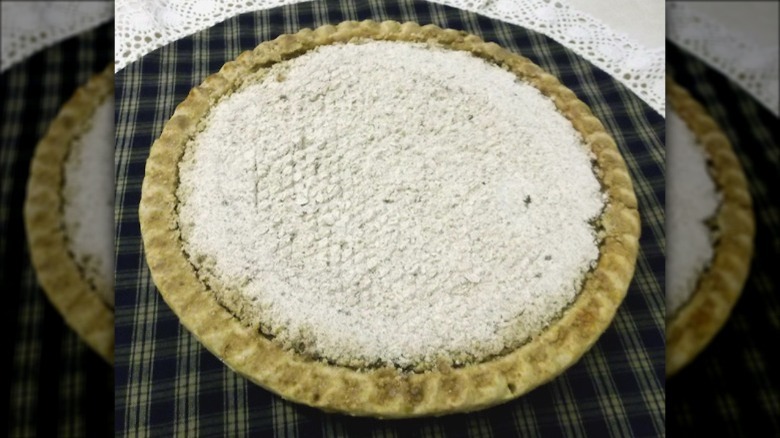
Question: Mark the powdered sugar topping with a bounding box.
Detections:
[666,109,720,317]
[62,96,115,308]
[177,41,604,368]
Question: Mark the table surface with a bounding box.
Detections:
[567,0,664,48]
[114,1,664,436]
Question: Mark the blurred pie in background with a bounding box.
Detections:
[666,78,754,376]
[24,65,114,363]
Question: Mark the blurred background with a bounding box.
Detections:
[666,1,779,436]
[1,2,113,436]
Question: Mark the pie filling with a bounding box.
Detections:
[666,109,720,317]
[177,41,605,369]
[62,96,115,308]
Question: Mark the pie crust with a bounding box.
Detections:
[666,78,754,376]
[140,21,640,417]
[24,65,115,364]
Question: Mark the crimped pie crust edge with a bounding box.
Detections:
[666,78,755,377]
[24,64,115,364]
[139,20,640,417]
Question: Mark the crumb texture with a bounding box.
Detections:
[666,109,719,317]
[177,41,604,368]
[62,96,115,308]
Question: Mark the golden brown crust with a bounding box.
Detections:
[139,20,639,417]
[666,78,755,377]
[24,65,115,364]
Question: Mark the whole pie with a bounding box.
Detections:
[24,65,115,363]
[140,21,640,416]
[666,78,754,376]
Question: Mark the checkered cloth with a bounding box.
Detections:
[667,42,780,436]
[115,1,665,435]
[0,23,114,437]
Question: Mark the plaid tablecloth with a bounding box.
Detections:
[667,42,780,436]
[1,23,114,437]
[115,1,665,436]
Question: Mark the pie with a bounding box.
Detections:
[24,65,115,363]
[140,21,640,417]
[666,78,754,376]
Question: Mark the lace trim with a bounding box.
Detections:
[0,2,113,73]
[431,0,664,113]
[114,0,664,114]
[115,0,310,71]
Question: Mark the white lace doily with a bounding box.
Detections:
[115,0,665,115]
[0,2,114,73]
[667,2,779,117]
[433,0,665,114]
[114,0,309,71]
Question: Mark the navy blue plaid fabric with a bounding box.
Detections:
[1,23,114,437]
[667,42,780,436]
[115,1,665,436]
